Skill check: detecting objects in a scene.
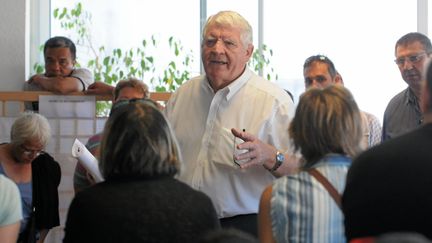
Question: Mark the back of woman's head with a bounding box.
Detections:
[289,85,363,167]
[100,99,181,180]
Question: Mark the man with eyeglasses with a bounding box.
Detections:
[24,36,94,111]
[382,32,432,141]
[342,60,432,242]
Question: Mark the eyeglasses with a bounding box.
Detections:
[109,98,158,116]
[394,52,428,66]
[20,145,44,157]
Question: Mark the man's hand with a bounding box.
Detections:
[231,128,301,176]
[27,74,45,86]
[231,128,277,170]
[85,82,114,96]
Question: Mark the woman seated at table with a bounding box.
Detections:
[63,99,220,243]
[0,112,61,243]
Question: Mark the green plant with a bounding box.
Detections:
[249,44,278,81]
[46,3,196,115]
[156,36,194,91]
[52,3,194,92]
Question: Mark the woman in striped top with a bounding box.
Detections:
[258,85,364,243]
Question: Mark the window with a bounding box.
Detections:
[263,0,416,121]
[40,0,421,122]
[50,0,201,88]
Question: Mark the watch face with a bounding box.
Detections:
[277,152,285,163]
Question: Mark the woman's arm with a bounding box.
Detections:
[0,222,20,243]
[258,185,276,243]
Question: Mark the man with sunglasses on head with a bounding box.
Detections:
[24,36,94,111]
[303,54,382,148]
[382,32,432,141]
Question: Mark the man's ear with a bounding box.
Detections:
[246,44,254,59]
[335,73,344,85]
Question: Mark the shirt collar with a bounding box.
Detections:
[225,67,252,100]
[202,67,252,100]
[404,87,419,106]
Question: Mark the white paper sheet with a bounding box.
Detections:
[71,138,104,182]
[39,95,96,118]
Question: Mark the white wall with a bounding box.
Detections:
[0,0,26,91]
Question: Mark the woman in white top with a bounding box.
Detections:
[0,174,22,243]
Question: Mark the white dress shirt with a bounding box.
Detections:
[164,68,294,218]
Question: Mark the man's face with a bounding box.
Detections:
[395,41,431,93]
[115,87,146,102]
[44,47,75,77]
[202,25,253,89]
[303,62,336,89]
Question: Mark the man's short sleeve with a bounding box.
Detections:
[70,68,94,91]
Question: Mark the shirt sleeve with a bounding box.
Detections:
[70,68,94,91]
[0,175,23,226]
[262,97,295,154]
[366,112,382,146]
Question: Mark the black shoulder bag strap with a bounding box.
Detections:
[308,168,342,209]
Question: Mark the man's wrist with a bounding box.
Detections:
[267,151,284,172]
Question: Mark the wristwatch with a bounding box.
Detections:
[269,151,284,172]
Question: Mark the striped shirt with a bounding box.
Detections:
[362,111,382,147]
[270,154,351,243]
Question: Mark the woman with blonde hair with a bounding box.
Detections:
[258,85,363,243]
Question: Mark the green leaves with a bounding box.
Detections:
[248,44,279,81]
[33,63,44,74]
[37,2,278,116]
